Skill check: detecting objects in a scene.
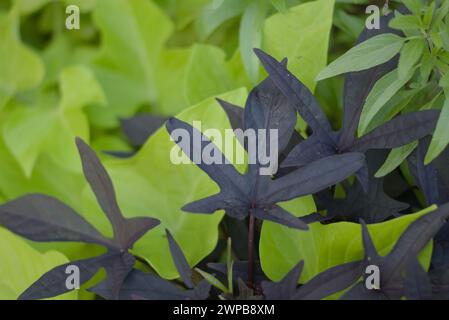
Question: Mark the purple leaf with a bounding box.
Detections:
[293,261,363,300]
[254,49,334,143]
[19,256,105,300]
[0,194,110,247]
[166,229,194,289]
[121,114,167,147]
[76,138,127,245]
[261,261,304,299]
[265,153,365,203]
[281,135,336,168]
[349,110,440,152]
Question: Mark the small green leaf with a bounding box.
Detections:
[359,67,417,135]
[3,106,58,177]
[239,1,267,83]
[440,23,449,51]
[439,72,449,88]
[389,12,422,30]
[195,268,229,293]
[398,39,425,80]
[375,141,418,178]
[60,66,106,110]
[425,90,449,164]
[196,0,249,41]
[0,10,44,109]
[423,1,435,29]
[420,48,435,81]
[270,0,287,13]
[401,0,424,14]
[316,34,405,81]
[433,0,449,27]
[184,44,235,106]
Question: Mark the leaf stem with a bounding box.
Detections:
[248,211,255,288]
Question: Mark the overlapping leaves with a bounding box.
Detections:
[0,138,160,299]
[166,71,365,230]
[253,11,440,201]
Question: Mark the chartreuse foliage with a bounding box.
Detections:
[317,0,449,167]
[0,228,77,300]
[81,89,247,279]
[260,205,435,283]
[0,0,448,301]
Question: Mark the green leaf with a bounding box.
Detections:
[270,0,287,13]
[264,0,335,91]
[425,90,449,164]
[91,0,173,128]
[2,63,96,178]
[0,10,44,109]
[439,72,449,88]
[13,0,52,15]
[398,39,425,80]
[389,12,422,31]
[196,0,249,41]
[358,67,417,135]
[0,227,77,300]
[81,89,247,279]
[316,34,405,81]
[3,105,58,177]
[420,47,435,81]
[195,268,229,293]
[400,0,424,14]
[212,0,225,9]
[375,141,418,178]
[184,44,236,106]
[433,0,449,27]
[333,8,365,39]
[239,1,268,83]
[423,1,435,29]
[60,66,106,110]
[260,205,436,283]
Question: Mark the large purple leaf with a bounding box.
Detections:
[76,138,127,245]
[281,135,336,168]
[166,230,194,289]
[0,194,111,247]
[19,256,105,300]
[166,118,247,197]
[264,153,365,203]
[292,261,363,300]
[261,261,303,300]
[254,49,334,143]
[349,110,440,152]
[88,252,136,300]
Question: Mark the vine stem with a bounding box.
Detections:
[248,212,255,288]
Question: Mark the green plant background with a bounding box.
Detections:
[0,0,443,299]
